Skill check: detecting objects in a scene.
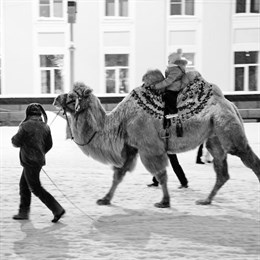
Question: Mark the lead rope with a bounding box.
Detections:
[63,110,74,140]
[49,109,62,126]
[42,168,98,222]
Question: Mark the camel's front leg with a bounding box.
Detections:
[154,170,170,208]
[97,147,138,206]
[97,166,126,205]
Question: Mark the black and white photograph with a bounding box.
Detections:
[0,0,259,259]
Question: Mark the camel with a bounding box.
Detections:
[53,70,260,208]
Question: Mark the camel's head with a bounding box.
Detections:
[142,69,165,87]
[53,82,93,114]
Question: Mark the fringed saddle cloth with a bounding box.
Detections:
[131,72,213,136]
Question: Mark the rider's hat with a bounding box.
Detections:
[168,49,191,66]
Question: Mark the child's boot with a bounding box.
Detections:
[13,209,29,220]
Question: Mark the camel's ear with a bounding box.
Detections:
[83,87,93,97]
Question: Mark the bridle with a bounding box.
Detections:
[62,91,97,146]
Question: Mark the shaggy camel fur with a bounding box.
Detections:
[54,70,260,208]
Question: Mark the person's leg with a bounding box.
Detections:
[24,166,65,222]
[147,176,159,187]
[165,91,178,115]
[13,169,31,220]
[196,143,205,164]
[168,154,188,188]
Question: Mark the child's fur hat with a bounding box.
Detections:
[168,48,190,65]
[24,103,48,123]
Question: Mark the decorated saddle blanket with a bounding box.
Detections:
[131,74,213,123]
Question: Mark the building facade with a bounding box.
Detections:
[0,0,259,95]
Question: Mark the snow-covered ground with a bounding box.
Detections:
[0,113,259,260]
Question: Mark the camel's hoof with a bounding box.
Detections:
[96,198,111,206]
[154,202,170,208]
[195,199,211,205]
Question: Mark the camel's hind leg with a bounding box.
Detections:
[97,146,138,206]
[216,105,260,181]
[196,136,230,205]
[232,144,260,182]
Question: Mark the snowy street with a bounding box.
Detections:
[0,114,259,260]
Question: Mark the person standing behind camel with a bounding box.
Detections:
[151,48,189,118]
[11,103,65,223]
[147,154,188,188]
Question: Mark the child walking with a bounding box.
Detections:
[11,103,65,223]
[152,49,189,118]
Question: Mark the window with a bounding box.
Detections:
[236,0,260,13]
[170,0,194,15]
[251,0,260,12]
[234,51,259,91]
[39,0,63,18]
[105,54,129,93]
[105,0,128,17]
[40,55,64,94]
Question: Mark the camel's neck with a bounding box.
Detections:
[72,103,106,137]
[69,98,130,166]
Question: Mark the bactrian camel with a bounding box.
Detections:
[54,70,260,208]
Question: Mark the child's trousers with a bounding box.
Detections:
[19,166,63,215]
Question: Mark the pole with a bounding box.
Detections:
[68,0,77,90]
[69,23,75,90]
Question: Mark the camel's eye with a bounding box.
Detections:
[68,93,76,100]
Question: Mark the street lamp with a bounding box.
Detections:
[67,1,77,90]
